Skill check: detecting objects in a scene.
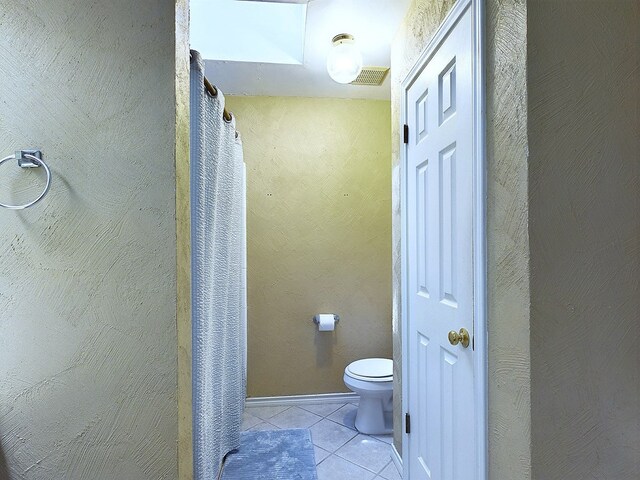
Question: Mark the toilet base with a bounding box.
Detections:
[344,373,393,435]
[354,396,393,435]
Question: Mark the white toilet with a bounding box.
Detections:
[343,358,393,435]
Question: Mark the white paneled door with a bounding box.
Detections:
[405,3,479,480]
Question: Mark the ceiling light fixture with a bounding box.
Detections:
[326,34,363,84]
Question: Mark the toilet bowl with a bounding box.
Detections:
[343,358,393,435]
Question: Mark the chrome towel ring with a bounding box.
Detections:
[0,150,51,210]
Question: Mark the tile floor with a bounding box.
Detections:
[242,401,402,480]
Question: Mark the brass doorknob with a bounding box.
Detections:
[448,328,470,348]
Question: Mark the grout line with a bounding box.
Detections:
[308,416,323,428]
[334,443,390,475]
[318,425,358,453]
[297,402,345,417]
[323,415,358,433]
[244,404,292,421]
[315,452,335,468]
[379,459,393,479]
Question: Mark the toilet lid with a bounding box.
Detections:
[346,358,393,380]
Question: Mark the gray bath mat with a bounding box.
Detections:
[220,428,318,480]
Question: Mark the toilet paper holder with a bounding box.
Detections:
[313,314,340,325]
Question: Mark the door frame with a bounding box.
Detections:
[400,0,486,478]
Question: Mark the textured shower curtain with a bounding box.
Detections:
[190,50,246,480]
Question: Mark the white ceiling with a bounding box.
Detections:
[191,0,411,100]
[191,0,307,64]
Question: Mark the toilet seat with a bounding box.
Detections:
[345,358,393,383]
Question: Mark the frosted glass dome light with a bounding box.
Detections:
[327,34,363,84]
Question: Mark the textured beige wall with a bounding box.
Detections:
[175,1,192,479]
[0,1,178,478]
[391,1,532,477]
[225,96,392,397]
[528,1,640,478]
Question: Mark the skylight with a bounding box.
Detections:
[190,0,307,65]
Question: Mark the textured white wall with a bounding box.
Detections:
[0,1,178,478]
[528,1,640,478]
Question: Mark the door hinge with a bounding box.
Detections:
[405,412,411,434]
[403,124,409,144]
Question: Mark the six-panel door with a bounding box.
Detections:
[406,6,476,480]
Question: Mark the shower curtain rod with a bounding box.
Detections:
[203,76,233,123]
[190,51,233,123]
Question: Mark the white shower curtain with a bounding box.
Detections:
[190,50,246,480]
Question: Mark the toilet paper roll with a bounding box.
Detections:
[316,314,336,332]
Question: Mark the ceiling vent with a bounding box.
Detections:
[350,66,390,86]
